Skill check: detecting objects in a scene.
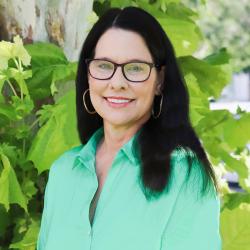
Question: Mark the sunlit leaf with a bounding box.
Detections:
[25,42,77,99]
[184,73,210,126]
[22,179,37,200]
[10,218,39,250]
[179,55,232,98]
[0,41,12,70]
[223,113,250,149]
[0,103,17,121]
[12,35,31,67]
[134,2,202,56]
[27,90,80,174]
[222,193,250,211]
[0,35,31,69]
[36,104,54,127]
[221,204,250,250]
[0,152,27,212]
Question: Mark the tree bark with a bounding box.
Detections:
[0,0,94,61]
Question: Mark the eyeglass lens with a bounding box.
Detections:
[88,60,151,82]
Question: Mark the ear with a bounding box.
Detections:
[155,83,162,95]
[155,66,165,95]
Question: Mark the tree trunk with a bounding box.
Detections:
[0,0,94,61]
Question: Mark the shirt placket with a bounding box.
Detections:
[88,152,126,248]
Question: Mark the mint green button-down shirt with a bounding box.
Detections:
[37,126,222,250]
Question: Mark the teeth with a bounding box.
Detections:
[107,98,131,104]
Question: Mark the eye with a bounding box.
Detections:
[126,64,144,72]
[98,63,113,69]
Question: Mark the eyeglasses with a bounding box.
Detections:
[85,58,161,82]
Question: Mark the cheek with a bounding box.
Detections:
[135,83,157,106]
[88,84,104,112]
[89,80,105,98]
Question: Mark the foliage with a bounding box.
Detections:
[183,0,250,72]
[0,36,79,250]
[0,1,249,249]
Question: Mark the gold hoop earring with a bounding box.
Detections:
[152,93,163,119]
[82,89,96,114]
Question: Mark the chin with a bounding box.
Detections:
[103,116,134,127]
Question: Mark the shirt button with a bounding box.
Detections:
[88,230,92,236]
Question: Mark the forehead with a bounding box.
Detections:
[94,28,153,62]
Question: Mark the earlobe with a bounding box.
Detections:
[155,67,165,95]
[155,83,162,95]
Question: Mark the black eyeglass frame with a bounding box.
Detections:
[85,58,161,82]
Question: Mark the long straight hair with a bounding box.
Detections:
[75,6,219,200]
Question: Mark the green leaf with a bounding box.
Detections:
[0,144,17,166]
[134,2,202,56]
[222,193,250,211]
[36,104,54,126]
[184,73,210,126]
[201,134,248,181]
[11,96,34,120]
[164,2,199,21]
[160,17,202,56]
[0,41,12,69]
[0,103,17,121]
[8,68,32,96]
[195,110,231,135]
[9,218,39,250]
[204,48,231,65]
[0,35,31,70]
[50,62,77,96]
[179,55,232,98]
[25,43,77,99]
[27,90,80,174]
[221,204,250,250]
[15,124,31,140]
[0,70,8,93]
[12,36,31,67]
[0,152,27,212]
[110,0,133,8]
[223,113,250,149]
[219,150,248,180]
[8,68,32,81]
[22,179,37,200]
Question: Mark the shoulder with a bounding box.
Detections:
[170,146,196,162]
[170,147,217,201]
[47,145,83,180]
[170,147,198,176]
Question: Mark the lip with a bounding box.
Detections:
[104,96,134,100]
[104,96,135,108]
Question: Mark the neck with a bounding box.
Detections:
[99,123,142,155]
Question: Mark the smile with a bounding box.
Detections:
[104,97,135,107]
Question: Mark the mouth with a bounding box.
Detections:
[103,96,135,107]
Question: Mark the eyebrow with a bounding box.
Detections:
[94,57,152,63]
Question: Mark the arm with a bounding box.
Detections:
[161,152,222,250]
[36,164,56,250]
[37,181,50,250]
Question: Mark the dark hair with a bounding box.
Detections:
[75,6,218,200]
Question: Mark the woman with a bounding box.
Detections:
[37,6,222,250]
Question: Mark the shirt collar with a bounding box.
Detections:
[73,126,141,171]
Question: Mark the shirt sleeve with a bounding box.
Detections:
[161,151,222,250]
[36,164,55,250]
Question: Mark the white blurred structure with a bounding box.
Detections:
[210,72,250,113]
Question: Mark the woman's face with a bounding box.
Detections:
[88,28,162,129]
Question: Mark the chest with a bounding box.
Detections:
[89,152,115,225]
[46,159,177,250]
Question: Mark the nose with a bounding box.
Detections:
[109,66,129,89]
